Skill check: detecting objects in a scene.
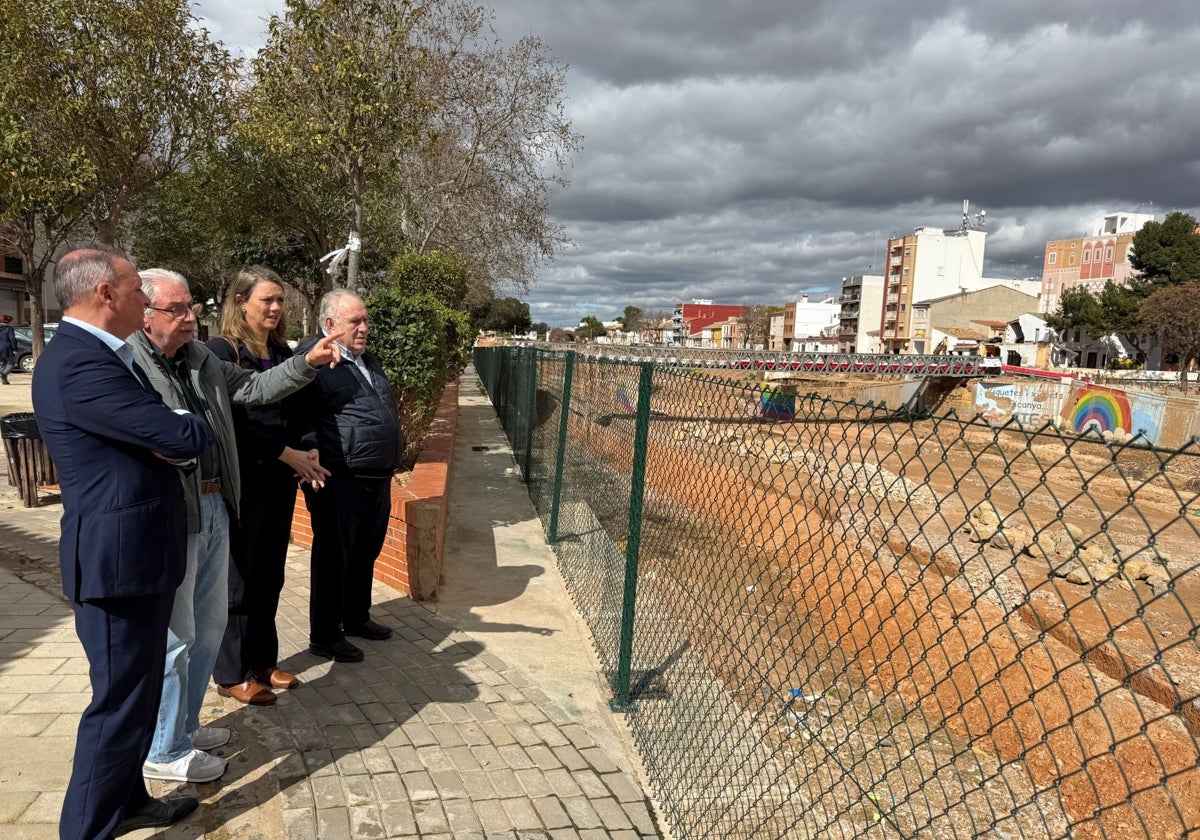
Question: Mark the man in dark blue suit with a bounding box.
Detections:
[32,248,214,840]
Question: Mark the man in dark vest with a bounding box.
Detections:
[291,290,405,663]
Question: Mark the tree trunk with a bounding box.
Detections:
[95,214,119,247]
[347,197,363,294]
[24,273,45,356]
[345,155,364,293]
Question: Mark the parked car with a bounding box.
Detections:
[11,324,57,373]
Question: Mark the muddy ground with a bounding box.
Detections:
[537,363,1200,840]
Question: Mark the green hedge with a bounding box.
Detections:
[367,289,472,467]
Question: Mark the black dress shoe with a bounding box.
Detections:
[308,639,365,662]
[114,795,199,835]
[344,619,393,640]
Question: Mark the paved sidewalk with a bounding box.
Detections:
[0,372,661,839]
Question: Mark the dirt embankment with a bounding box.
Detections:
[559,364,1200,839]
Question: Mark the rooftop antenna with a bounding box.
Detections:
[959,199,986,232]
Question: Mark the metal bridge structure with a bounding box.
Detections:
[526,342,1000,377]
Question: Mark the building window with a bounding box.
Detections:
[1048,252,1057,265]
[1069,254,1075,265]
[2,256,21,275]
[903,267,909,275]
[1106,246,1114,261]
[1082,251,1090,263]
[904,247,911,257]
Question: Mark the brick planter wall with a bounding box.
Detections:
[290,379,459,601]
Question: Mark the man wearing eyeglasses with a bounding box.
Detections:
[128,268,343,786]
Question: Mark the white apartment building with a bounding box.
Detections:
[880,222,990,354]
[781,294,841,351]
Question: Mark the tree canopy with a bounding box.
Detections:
[0,0,236,346]
[576,315,607,340]
[232,0,579,298]
[3,0,577,361]
[244,0,431,291]
[1138,281,1200,392]
[616,305,643,332]
[1129,212,1200,285]
[387,249,471,310]
[480,297,531,333]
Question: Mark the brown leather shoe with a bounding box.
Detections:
[255,667,300,690]
[217,679,276,705]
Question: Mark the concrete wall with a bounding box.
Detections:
[966,379,1200,448]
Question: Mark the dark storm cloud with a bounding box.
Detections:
[194,1,1200,327]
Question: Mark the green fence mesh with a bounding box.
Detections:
[473,345,1200,840]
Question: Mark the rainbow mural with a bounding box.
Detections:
[757,386,795,421]
[1062,385,1133,438]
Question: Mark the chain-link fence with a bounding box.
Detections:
[473,345,1200,840]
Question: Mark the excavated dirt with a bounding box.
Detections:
[550,364,1200,840]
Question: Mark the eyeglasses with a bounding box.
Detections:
[146,303,202,320]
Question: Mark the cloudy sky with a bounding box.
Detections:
[194,0,1200,327]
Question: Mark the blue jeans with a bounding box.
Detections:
[148,492,230,763]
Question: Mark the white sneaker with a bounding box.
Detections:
[143,748,226,783]
[190,725,230,751]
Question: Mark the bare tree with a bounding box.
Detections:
[384,1,581,296]
[1139,281,1200,393]
[738,304,775,350]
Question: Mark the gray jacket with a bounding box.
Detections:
[128,330,318,532]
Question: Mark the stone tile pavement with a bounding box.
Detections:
[0,372,663,839]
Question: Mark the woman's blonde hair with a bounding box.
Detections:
[217,265,288,345]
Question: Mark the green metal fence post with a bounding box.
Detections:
[522,348,538,481]
[547,351,575,543]
[611,361,655,711]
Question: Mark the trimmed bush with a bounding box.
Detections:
[367,289,472,467]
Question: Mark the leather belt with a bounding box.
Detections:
[200,478,222,495]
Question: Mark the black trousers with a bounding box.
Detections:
[213,476,295,685]
[60,593,173,840]
[304,473,391,645]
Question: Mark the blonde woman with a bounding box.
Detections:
[208,267,328,705]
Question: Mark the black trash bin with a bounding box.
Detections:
[1,412,40,439]
[2,411,57,507]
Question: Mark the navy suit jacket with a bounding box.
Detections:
[32,321,212,602]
